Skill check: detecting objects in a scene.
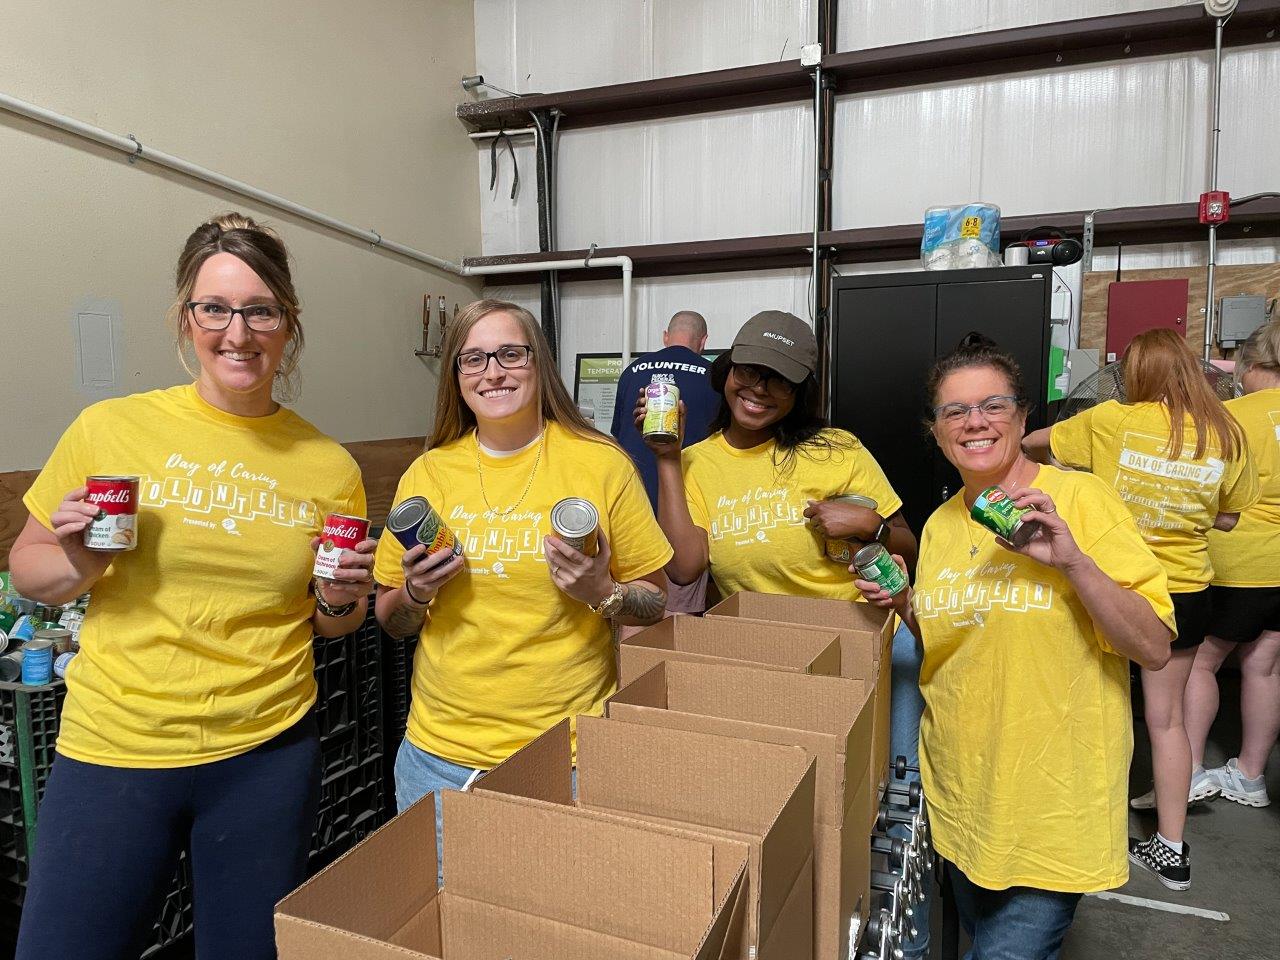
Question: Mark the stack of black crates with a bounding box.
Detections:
[0,604,390,956]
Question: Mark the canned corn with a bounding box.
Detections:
[387,497,463,558]
[822,494,879,563]
[642,381,680,443]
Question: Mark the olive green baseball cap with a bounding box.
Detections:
[729,311,818,383]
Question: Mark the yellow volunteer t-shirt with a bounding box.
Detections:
[373,421,672,769]
[682,429,903,600]
[1051,400,1257,592]
[23,385,365,768]
[1209,389,1280,586]
[914,465,1174,892]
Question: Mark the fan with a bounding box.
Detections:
[1055,358,1239,423]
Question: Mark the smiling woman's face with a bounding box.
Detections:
[931,364,1026,481]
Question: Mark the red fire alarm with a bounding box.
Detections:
[1199,191,1230,224]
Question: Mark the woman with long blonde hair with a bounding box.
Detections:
[373,299,670,870]
[1026,328,1257,890]
[1185,319,1280,808]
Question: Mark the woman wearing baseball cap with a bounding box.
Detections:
[636,310,927,955]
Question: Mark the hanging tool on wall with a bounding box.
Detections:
[415,294,445,358]
[489,131,520,200]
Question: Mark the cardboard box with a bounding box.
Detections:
[276,788,749,960]
[477,716,818,960]
[619,612,843,687]
[705,592,894,797]
[607,660,874,960]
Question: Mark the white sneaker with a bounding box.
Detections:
[1206,759,1270,808]
[1130,768,1219,810]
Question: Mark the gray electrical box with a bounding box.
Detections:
[1218,295,1267,347]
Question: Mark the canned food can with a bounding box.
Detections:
[0,604,16,636]
[550,498,600,557]
[821,494,879,563]
[36,628,75,657]
[20,639,53,685]
[84,475,140,551]
[853,543,908,596]
[642,381,680,442]
[0,651,23,683]
[9,615,35,645]
[312,514,371,581]
[54,651,77,680]
[971,485,1041,547]
[386,497,463,557]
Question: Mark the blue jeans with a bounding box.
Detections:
[394,738,483,885]
[889,620,930,958]
[17,713,320,960]
[949,865,1082,960]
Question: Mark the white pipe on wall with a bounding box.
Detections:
[0,92,635,366]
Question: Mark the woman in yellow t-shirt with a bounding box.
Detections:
[1025,329,1255,889]
[1186,320,1280,808]
[373,299,671,869]
[9,214,373,960]
[858,334,1173,957]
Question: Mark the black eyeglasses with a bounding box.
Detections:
[186,301,285,332]
[731,363,796,397]
[456,344,533,375]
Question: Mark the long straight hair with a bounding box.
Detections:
[426,299,617,451]
[1122,328,1244,461]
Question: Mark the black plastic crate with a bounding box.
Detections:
[308,753,384,873]
[380,632,416,810]
[139,852,194,958]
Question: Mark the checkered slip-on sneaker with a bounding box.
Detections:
[1128,833,1191,891]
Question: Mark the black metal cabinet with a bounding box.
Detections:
[830,266,1051,536]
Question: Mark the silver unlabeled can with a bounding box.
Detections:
[550,498,600,557]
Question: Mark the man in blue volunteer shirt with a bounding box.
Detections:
[611,311,719,511]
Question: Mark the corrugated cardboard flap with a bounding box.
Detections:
[474,717,575,806]
[444,789,718,953]
[708,591,890,636]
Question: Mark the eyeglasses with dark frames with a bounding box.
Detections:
[186,301,285,332]
[731,363,797,397]
[456,344,534,375]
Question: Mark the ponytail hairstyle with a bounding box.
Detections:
[1236,318,1280,387]
[165,213,304,401]
[1122,328,1244,461]
[924,332,1031,424]
[427,299,617,452]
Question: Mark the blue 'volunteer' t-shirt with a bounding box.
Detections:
[610,345,720,511]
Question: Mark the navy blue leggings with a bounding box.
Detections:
[16,712,320,960]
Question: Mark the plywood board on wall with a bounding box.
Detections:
[1082,263,1280,360]
[0,437,424,574]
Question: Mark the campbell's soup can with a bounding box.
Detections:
[386,497,463,557]
[312,514,371,581]
[642,381,680,443]
[84,475,140,551]
[550,498,600,557]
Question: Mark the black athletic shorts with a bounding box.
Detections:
[1169,588,1213,651]
[1207,585,1280,644]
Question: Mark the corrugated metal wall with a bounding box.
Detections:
[471,0,1279,381]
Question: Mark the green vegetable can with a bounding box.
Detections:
[853,543,907,596]
[971,485,1041,546]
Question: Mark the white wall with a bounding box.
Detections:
[471,0,1279,374]
[1,0,481,471]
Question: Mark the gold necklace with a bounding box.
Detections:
[476,429,545,519]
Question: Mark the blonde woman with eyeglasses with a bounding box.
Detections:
[373,299,670,871]
[11,214,372,960]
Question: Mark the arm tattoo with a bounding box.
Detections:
[617,581,667,625]
[385,594,429,639]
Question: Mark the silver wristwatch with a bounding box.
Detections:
[589,581,625,618]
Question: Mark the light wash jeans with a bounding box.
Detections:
[394,738,483,885]
[889,620,930,958]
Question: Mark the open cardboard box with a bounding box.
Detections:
[607,660,874,960]
[275,787,749,960]
[618,612,842,687]
[476,715,817,960]
[705,592,894,797]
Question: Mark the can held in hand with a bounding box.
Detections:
[550,498,600,557]
[971,485,1041,547]
[20,639,53,685]
[821,494,879,563]
[853,543,908,596]
[642,381,680,443]
[312,514,370,581]
[36,628,75,657]
[84,475,140,551]
[54,651,77,680]
[386,497,463,557]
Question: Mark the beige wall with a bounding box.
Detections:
[0,0,480,471]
